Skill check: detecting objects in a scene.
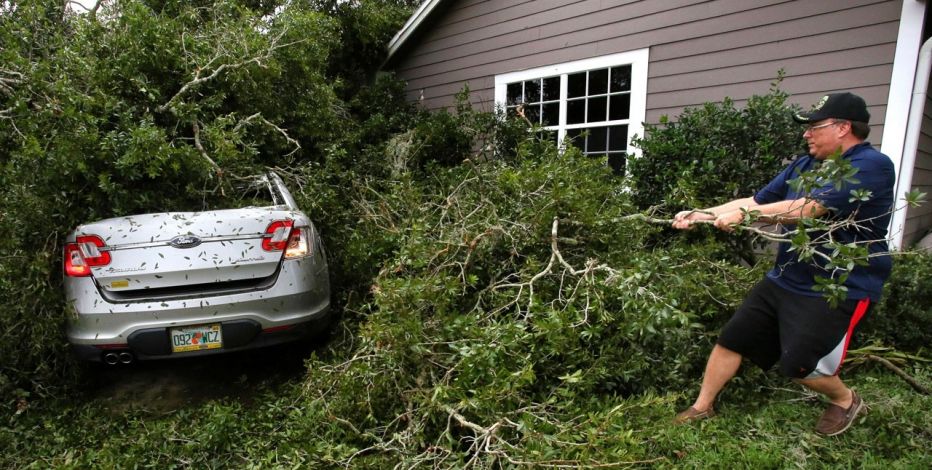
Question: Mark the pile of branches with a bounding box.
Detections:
[298,141,760,468]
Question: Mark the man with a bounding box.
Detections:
[671,92,895,436]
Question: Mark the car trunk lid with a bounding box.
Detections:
[76,208,299,293]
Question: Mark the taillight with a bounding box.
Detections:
[262,220,294,251]
[264,220,313,259]
[284,227,311,259]
[64,235,111,277]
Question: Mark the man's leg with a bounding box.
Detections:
[796,374,864,436]
[692,344,743,411]
[777,295,872,435]
[676,279,780,423]
[796,375,852,408]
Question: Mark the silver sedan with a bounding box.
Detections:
[63,173,330,364]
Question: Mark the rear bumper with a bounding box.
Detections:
[71,313,330,362]
[65,255,331,362]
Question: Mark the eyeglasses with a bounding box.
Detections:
[804,120,843,132]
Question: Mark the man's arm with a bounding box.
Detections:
[673,196,828,231]
[712,197,827,232]
[672,197,758,230]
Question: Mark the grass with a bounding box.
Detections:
[654,365,932,469]
[0,358,928,468]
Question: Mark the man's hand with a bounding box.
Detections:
[713,210,745,233]
[672,210,714,230]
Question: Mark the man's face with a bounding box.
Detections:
[803,119,844,159]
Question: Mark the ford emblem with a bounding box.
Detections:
[169,234,202,249]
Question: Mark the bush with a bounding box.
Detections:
[626,79,805,264]
[860,253,932,351]
[404,87,530,168]
[628,78,805,211]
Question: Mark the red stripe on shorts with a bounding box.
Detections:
[834,298,871,375]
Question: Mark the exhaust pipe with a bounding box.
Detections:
[103,352,119,365]
[118,352,134,364]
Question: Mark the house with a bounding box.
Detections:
[382,0,932,249]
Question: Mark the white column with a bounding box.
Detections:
[881,0,928,250]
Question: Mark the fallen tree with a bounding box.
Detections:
[295,139,761,467]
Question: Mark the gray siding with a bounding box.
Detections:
[392,0,901,145]
[903,86,932,246]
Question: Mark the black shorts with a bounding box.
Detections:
[717,278,871,379]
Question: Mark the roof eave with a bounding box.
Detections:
[384,0,448,67]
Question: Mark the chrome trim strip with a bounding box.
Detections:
[101,233,265,251]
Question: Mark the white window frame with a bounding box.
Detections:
[494,48,649,158]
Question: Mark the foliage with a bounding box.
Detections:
[289,133,764,466]
[310,0,421,99]
[860,253,932,351]
[403,87,529,168]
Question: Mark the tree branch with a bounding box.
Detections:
[445,405,667,468]
[867,355,931,395]
[232,112,302,156]
[0,69,24,96]
[157,29,302,114]
[0,108,25,139]
[67,0,103,18]
[492,217,677,316]
[192,120,222,177]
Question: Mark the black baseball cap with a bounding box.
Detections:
[793,92,870,124]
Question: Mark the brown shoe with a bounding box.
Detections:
[674,406,716,424]
[815,391,865,436]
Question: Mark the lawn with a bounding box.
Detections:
[2,351,927,468]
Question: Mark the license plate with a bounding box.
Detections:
[170,324,222,353]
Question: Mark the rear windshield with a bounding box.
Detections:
[200,174,286,211]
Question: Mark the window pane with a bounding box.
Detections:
[543,76,560,101]
[507,82,522,105]
[524,104,540,124]
[542,102,559,126]
[610,65,631,92]
[506,106,518,118]
[607,152,626,175]
[588,68,608,95]
[565,128,583,149]
[567,99,585,125]
[525,79,541,103]
[609,94,631,120]
[608,125,628,151]
[568,72,586,98]
[588,126,607,152]
[587,96,607,123]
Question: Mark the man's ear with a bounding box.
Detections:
[837,120,852,137]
